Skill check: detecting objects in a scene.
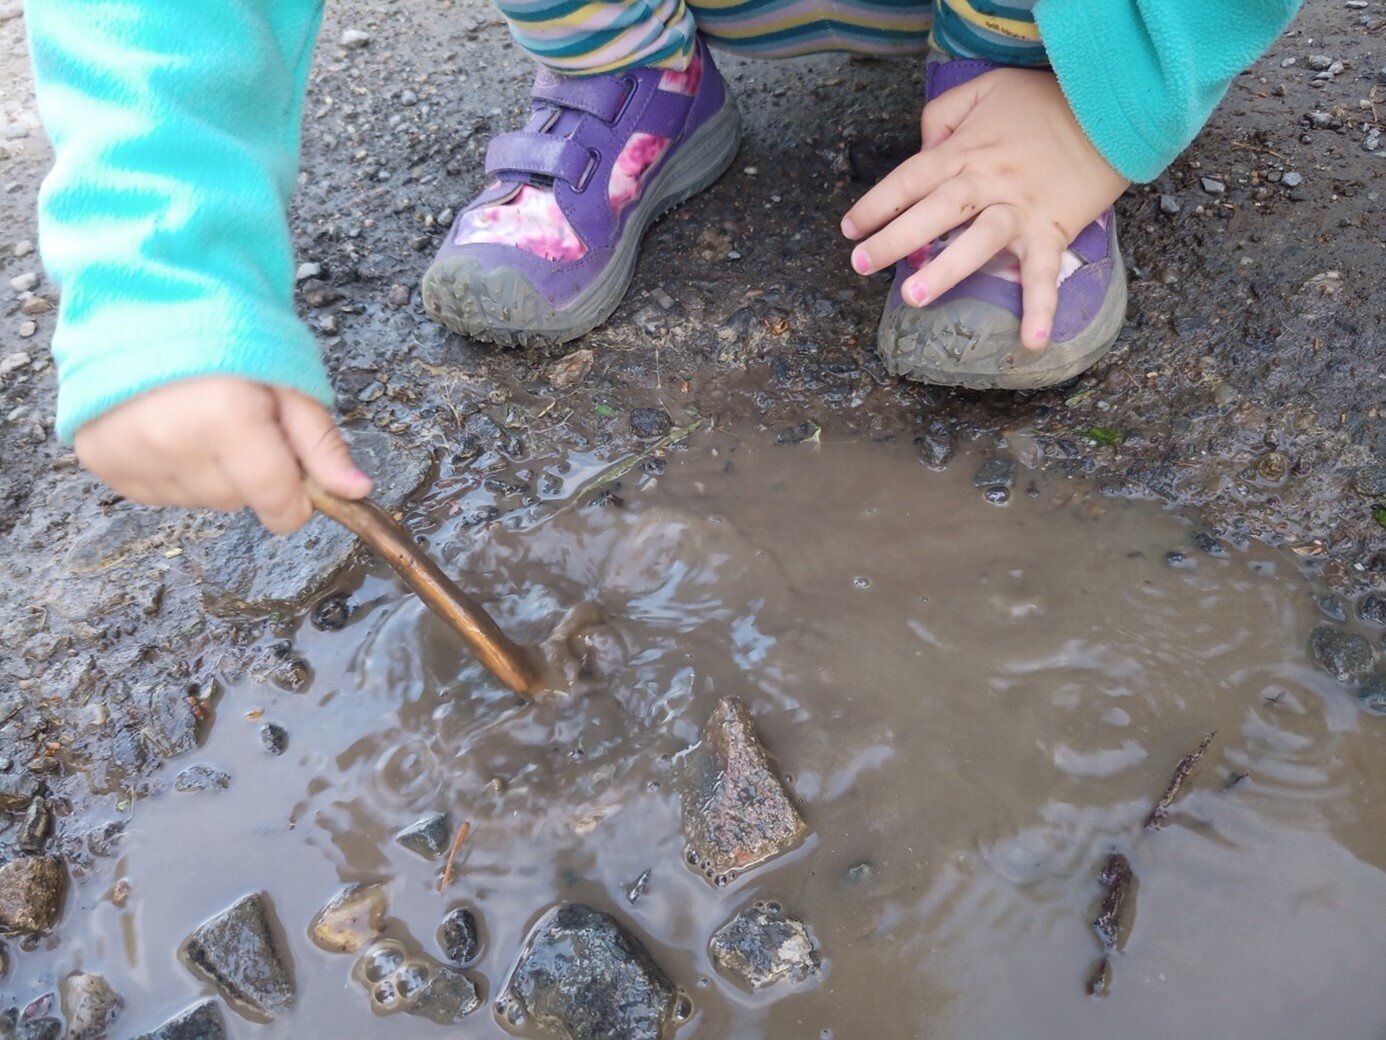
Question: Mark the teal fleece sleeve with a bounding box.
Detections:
[26,0,334,443]
[1034,0,1303,183]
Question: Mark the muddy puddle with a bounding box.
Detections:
[10,426,1386,1039]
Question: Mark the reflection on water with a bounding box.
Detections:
[9,430,1386,1040]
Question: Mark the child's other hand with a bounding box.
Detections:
[74,377,372,534]
[841,68,1130,351]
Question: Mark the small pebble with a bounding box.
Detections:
[386,284,411,307]
[20,296,52,315]
[341,28,371,48]
[260,722,289,756]
[13,239,33,257]
[1282,171,1303,188]
[1159,194,1181,214]
[295,261,321,281]
[629,407,672,439]
[437,906,482,964]
[9,271,37,293]
[0,351,31,375]
[1200,177,1226,196]
[18,321,36,338]
[1305,54,1333,71]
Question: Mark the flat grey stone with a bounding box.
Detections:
[193,427,430,615]
[502,903,678,1040]
[129,1001,226,1040]
[396,812,451,860]
[182,893,295,1021]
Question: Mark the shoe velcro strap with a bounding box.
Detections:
[486,132,594,188]
[632,88,695,139]
[532,69,629,122]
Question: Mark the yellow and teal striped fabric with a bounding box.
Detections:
[496,0,1048,71]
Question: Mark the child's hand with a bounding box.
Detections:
[74,377,371,534]
[841,68,1130,351]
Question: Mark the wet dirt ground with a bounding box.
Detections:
[0,0,1383,1032]
[10,427,1386,1037]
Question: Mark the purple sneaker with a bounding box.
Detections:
[423,39,741,347]
[877,58,1128,390]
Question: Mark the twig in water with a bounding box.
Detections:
[1144,731,1216,831]
[439,820,471,892]
[542,418,707,523]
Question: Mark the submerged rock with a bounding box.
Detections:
[174,766,230,793]
[709,901,821,990]
[1358,594,1386,627]
[675,697,807,881]
[0,856,64,934]
[61,972,123,1040]
[310,884,387,953]
[629,408,672,439]
[1309,626,1378,682]
[129,1001,226,1040]
[182,893,295,1021]
[353,940,480,1022]
[1358,675,1386,716]
[396,812,451,860]
[501,903,678,1040]
[258,723,288,756]
[437,906,481,964]
[973,456,1016,490]
[410,968,482,1024]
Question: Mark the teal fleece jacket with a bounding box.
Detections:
[27,0,1302,442]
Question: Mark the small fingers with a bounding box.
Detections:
[841,147,960,241]
[901,206,1018,307]
[1016,239,1064,350]
[219,424,313,535]
[920,80,980,150]
[275,389,372,499]
[850,180,976,276]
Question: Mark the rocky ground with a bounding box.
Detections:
[0,0,1382,1007]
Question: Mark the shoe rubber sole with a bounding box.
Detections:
[423,98,743,349]
[876,240,1129,391]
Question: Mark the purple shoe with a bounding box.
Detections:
[877,58,1128,390]
[423,39,741,347]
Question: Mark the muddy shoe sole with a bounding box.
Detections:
[423,99,743,349]
[877,242,1129,391]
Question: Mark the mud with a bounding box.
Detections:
[6,429,1386,1037]
[0,0,1383,1030]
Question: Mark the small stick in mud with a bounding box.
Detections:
[1092,853,1133,950]
[304,478,545,696]
[440,820,471,892]
[1086,852,1134,998]
[1144,731,1216,831]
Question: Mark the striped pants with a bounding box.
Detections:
[495,0,1049,76]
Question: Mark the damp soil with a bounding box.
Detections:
[10,426,1386,1038]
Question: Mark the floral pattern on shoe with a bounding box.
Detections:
[906,211,1110,288]
[609,133,671,214]
[448,46,707,261]
[452,183,587,261]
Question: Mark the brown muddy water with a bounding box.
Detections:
[11,427,1386,1039]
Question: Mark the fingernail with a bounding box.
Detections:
[841,216,859,239]
[348,468,371,486]
[851,248,871,275]
[907,283,929,306]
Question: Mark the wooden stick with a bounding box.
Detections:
[440,819,471,891]
[304,479,545,697]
